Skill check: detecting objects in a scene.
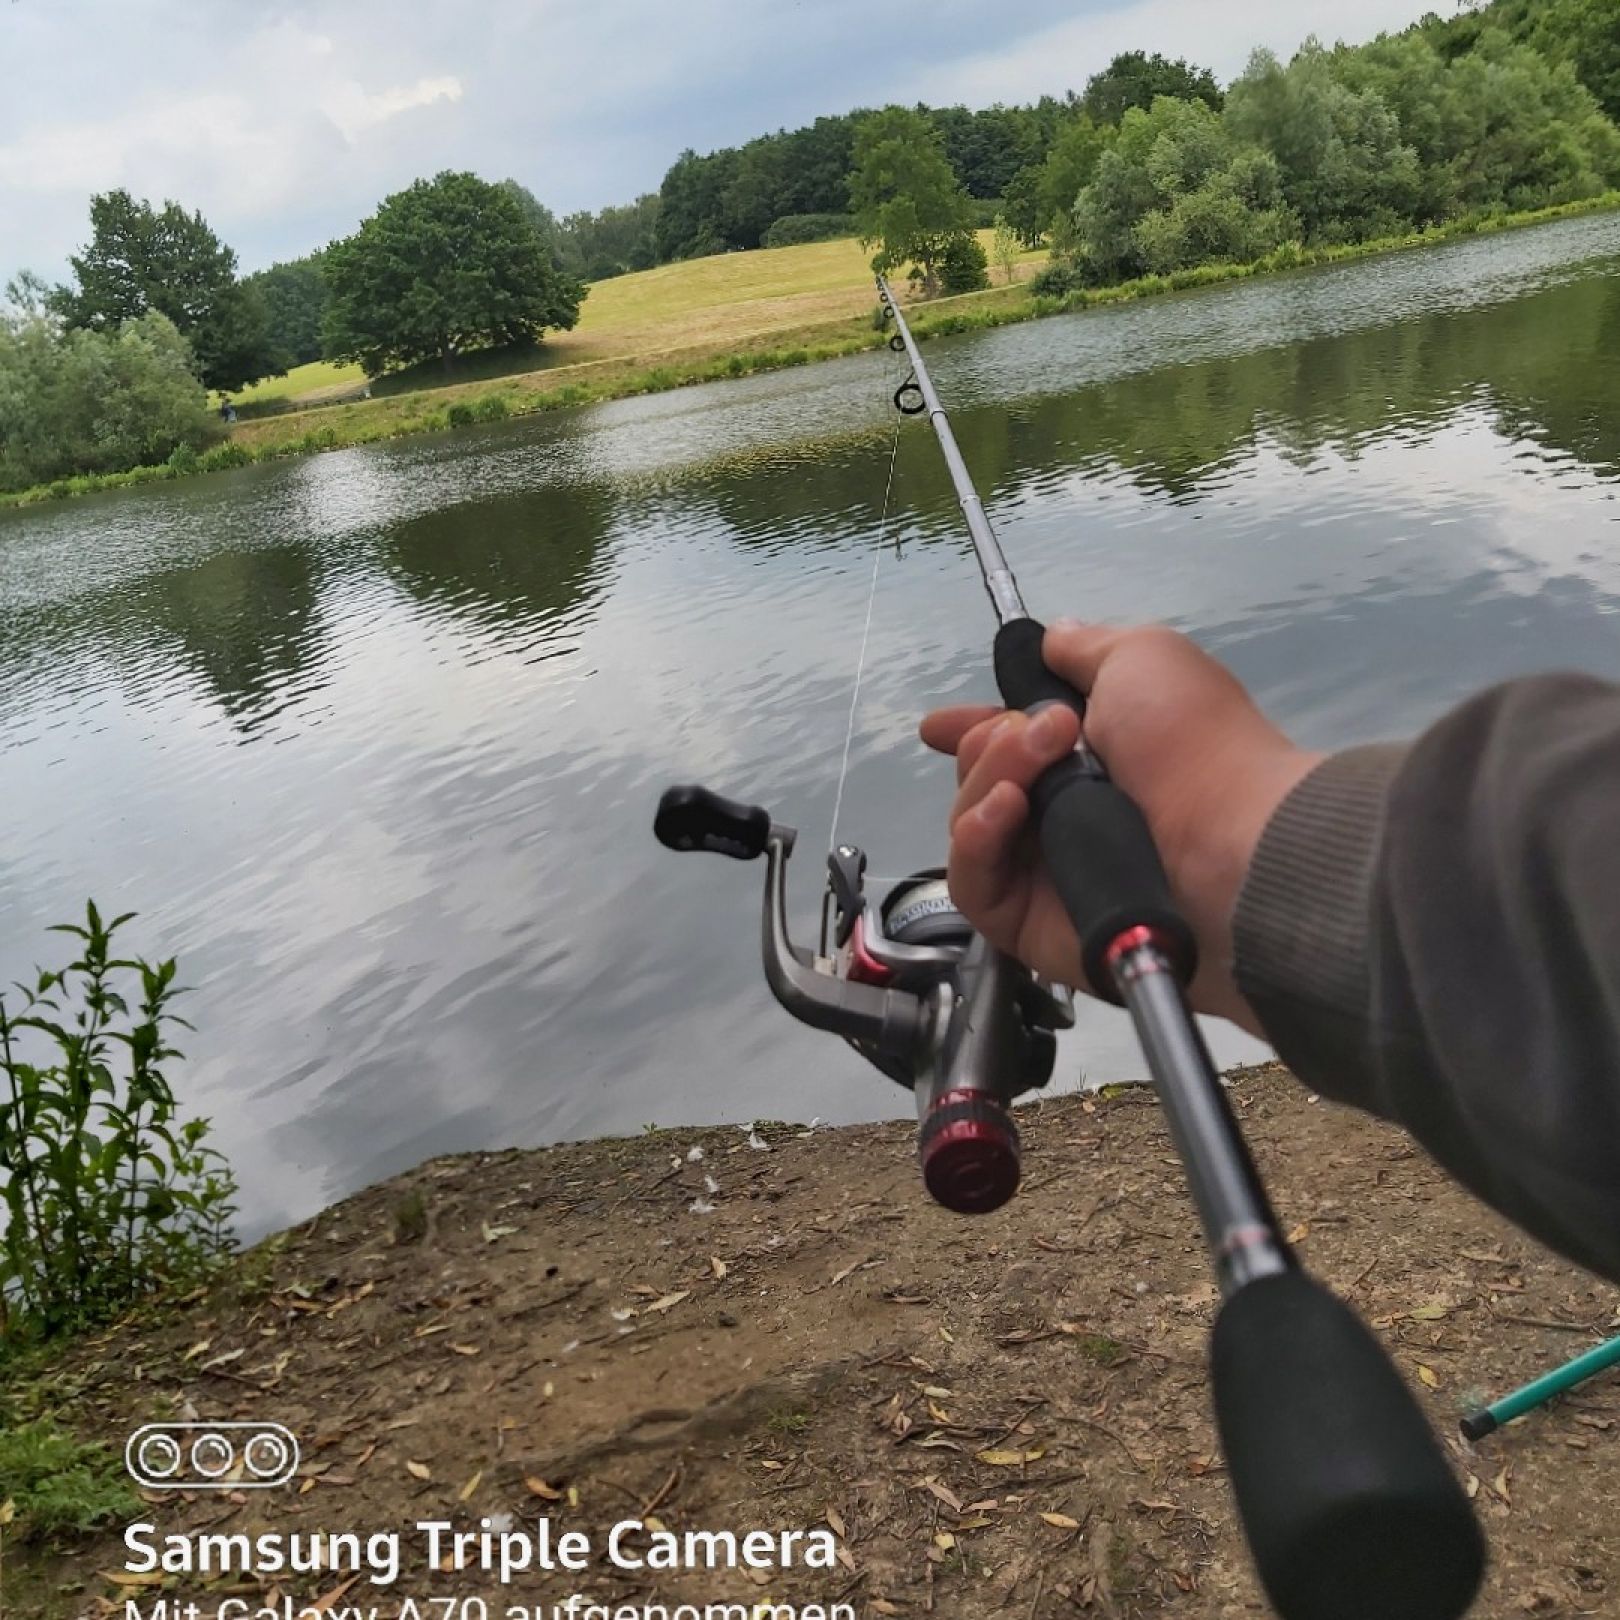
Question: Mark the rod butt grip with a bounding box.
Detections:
[1211,1270,1484,1620]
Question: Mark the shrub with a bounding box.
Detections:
[937,232,990,295]
[446,401,475,427]
[1031,258,1089,297]
[0,903,237,1340]
[197,441,252,472]
[470,393,511,422]
[761,213,856,248]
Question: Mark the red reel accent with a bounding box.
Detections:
[919,1088,1021,1214]
[846,916,894,986]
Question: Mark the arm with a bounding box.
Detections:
[1236,676,1620,1282]
[923,628,1620,1283]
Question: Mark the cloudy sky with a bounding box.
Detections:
[3,0,1430,283]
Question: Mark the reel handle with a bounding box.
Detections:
[992,618,1196,996]
[654,785,774,860]
[1212,1270,1484,1620]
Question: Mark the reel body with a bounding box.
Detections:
[654,784,1071,1213]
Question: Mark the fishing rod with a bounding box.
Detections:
[654,275,1483,1620]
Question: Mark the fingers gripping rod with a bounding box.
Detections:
[875,276,1483,1620]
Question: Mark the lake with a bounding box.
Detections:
[3,213,1618,1238]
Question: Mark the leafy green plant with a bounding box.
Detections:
[0,1417,137,1542]
[196,440,252,472]
[0,903,237,1341]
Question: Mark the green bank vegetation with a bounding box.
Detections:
[5,191,1617,509]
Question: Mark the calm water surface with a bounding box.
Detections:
[3,215,1618,1236]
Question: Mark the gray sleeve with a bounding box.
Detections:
[1233,674,1620,1283]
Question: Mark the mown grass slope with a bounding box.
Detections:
[241,230,1042,409]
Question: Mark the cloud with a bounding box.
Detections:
[323,76,464,144]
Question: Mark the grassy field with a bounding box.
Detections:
[226,357,365,409]
[545,231,1043,365]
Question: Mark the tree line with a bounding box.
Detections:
[1034,19,1619,293]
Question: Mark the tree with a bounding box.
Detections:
[0,306,214,492]
[1074,97,1296,280]
[938,232,990,295]
[991,215,1021,283]
[656,148,741,259]
[322,171,587,374]
[1011,115,1112,243]
[1082,52,1224,124]
[50,190,277,392]
[850,106,977,295]
[1225,45,1423,241]
[496,179,572,269]
[929,104,1044,197]
[1423,0,1620,122]
[561,195,661,280]
[1336,26,1620,219]
[244,255,328,371]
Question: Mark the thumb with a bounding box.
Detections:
[1042,619,1126,692]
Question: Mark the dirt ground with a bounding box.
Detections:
[13,1065,1620,1620]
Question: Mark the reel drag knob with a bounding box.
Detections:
[918,1089,1021,1214]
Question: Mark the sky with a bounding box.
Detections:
[1,0,1434,284]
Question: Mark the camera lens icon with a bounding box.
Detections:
[243,1430,292,1479]
[126,1422,299,1489]
[190,1432,235,1478]
[135,1431,183,1481]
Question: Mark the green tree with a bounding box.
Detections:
[991,214,1021,283]
[1082,52,1224,124]
[1012,115,1112,244]
[929,103,1044,197]
[561,195,662,279]
[1425,0,1620,122]
[50,191,276,392]
[656,147,741,259]
[322,171,587,375]
[244,254,329,370]
[496,179,574,270]
[938,231,990,294]
[1336,26,1620,219]
[1225,44,1423,241]
[850,106,977,295]
[1074,97,1296,280]
[0,303,214,492]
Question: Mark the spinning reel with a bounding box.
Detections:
[653,783,1072,1213]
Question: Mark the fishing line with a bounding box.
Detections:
[825,357,911,865]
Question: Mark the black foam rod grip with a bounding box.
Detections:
[992,618,1196,994]
[654,785,772,860]
[994,615,1091,719]
[1211,1271,1485,1620]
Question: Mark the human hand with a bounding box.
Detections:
[919,621,1324,1032]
